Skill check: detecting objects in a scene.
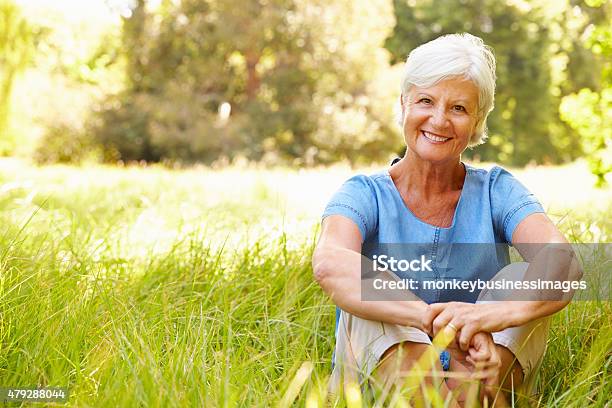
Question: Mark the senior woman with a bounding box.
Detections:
[312,33,572,405]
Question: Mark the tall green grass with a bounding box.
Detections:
[0,160,609,406]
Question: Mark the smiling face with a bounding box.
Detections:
[402,77,480,165]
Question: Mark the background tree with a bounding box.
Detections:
[91,0,400,165]
[0,0,38,154]
[32,0,605,179]
[559,0,611,186]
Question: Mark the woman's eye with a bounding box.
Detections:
[419,98,432,104]
[453,105,466,112]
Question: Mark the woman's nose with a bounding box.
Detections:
[429,107,449,129]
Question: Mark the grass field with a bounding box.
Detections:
[0,158,610,407]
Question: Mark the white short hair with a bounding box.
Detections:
[395,33,496,146]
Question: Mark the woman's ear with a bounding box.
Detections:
[469,117,484,145]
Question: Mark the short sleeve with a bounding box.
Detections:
[490,167,545,243]
[322,175,378,241]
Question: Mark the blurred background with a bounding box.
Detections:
[0,0,610,183]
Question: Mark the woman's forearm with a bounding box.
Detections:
[313,245,428,330]
[503,300,569,328]
[502,242,576,328]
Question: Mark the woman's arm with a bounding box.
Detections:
[313,215,428,329]
[425,212,578,350]
[508,212,577,319]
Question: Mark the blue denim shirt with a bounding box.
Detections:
[321,164,545,329]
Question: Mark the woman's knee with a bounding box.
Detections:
[374,342,442,386]
[496,345,524,392]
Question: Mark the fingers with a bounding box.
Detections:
[431,302,475,337]
[432,309,456,336]
[422,303,445,335]
[466,334,501,384]
[467,332,496,360]
[464,336,502,401]
[468,344,491,363]
[467,359,501,383]
[428,303,487,352]
[466,351,497,367]
[459,323,479,351]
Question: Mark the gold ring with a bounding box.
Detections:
[447,323,458,332]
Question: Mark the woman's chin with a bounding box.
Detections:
[406,136,467,163]
[411,146,458,164]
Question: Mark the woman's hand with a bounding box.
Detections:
[423,302,518,351]
[466,332,503,403]
[466,332,501,382]
[444,331,503,405]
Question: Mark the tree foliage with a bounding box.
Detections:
[83,0,609,172]
[559,0,610,186]
[92,0,399,165]
[0,0,39,154]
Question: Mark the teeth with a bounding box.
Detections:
[422,131,449,142]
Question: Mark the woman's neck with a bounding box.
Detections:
[390,153,465,197]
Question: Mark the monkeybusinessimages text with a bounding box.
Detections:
[371,255,586,293]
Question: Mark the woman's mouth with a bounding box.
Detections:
[421,130,450,143]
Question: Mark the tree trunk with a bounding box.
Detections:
[245,51,261,100]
